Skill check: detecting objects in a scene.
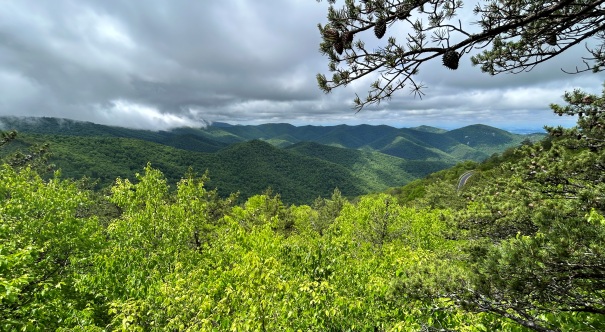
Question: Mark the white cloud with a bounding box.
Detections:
[0,0,601,131]
[91,100,208,130]
[0,71,41,108]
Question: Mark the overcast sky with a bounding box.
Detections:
[0,1,602,131]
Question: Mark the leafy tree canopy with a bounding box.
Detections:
[315,0,605,110]
[393,83,605,331]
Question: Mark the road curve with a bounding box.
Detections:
[457,170,475,190]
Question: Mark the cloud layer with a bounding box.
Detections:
[0,1,600,131]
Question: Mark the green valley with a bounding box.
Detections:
[0,116,542,204]
[2,1,604,330]
[1,86,604,331]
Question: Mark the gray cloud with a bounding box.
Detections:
[0,0,601,131]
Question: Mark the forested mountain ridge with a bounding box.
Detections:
[0,116,542,204]
[284,141,450,180]
[0,116,229,153]
[0,116,543,162]
[3,86,605,331]
[196,122,543,162]
[7,134,424,204]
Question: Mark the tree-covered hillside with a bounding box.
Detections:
[5,134,426,205]
[285,141,450,187]
[204,122,543,162]
[1,85,604,331]
[0,116,228,153]
[0,117,542,205]
[0,116,543,162]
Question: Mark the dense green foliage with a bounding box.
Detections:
[6,135,423,205]
[390,85,605,331]
[3,86,605,330]
[0,166,103,329]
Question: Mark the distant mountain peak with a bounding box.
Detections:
[1,115,543,162]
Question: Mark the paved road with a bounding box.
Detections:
[457,170,475,190]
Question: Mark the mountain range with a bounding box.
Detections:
[0,116,544,204]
